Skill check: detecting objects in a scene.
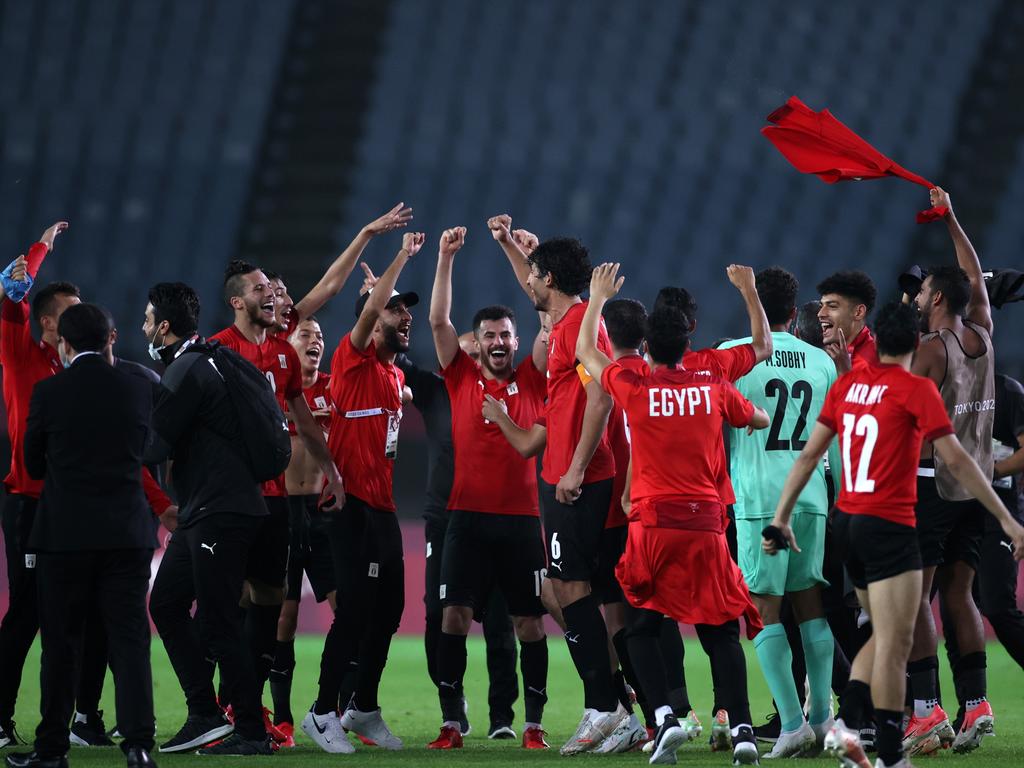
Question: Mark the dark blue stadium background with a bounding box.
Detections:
[2,0,1021,513]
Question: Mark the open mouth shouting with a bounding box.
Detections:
[486,347,510,366]
[396,321,411,345]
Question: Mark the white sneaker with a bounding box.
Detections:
[559,704,626,755]
[649,717,688,765]
[732,734,760,766]
[339,708,402,750]
[301,709,354,754]
[763,721,815,758]
[594,713,647,754]
[808,716,834,756]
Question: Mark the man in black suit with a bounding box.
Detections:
[7,304,157,768]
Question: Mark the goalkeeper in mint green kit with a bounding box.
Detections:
[719,267,838,758]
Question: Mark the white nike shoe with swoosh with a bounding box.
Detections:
[301,708,354,754]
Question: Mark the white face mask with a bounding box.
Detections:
[147,325,167,361]
[59,340,71,369]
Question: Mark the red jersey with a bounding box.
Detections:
[443,350,546,516]
[817,364,953,526]
[848,325,879,368]
[606,354,650,528]
[289,371,333,436]
[601,363,754,529]
[211,324,303,496]
[543,301,616,485]
[327,334,405,512]
[2,243,61,497]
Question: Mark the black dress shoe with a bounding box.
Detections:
[4,752,69,768]
[125,747,156,768]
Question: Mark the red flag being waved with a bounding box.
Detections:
[761,96,947,223]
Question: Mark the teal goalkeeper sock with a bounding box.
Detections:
[799,617,835,726]
[753,622,804,733]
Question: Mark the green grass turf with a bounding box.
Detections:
[5,635,1022,766]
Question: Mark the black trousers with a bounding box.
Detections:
[0,494,39,722]
[149,513,264,740]
[35,549,154,757]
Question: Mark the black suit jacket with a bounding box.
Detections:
[24,353,157,551]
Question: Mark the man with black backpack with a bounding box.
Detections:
[143,282,340,756]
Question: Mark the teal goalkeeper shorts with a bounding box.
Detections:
[737,514,828,596]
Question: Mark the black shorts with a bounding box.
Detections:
[914,472,984,570]
[246,496,290,588]
[285,495,336,603]
[593,524,627,604]
[539,478,613,582]
[439,510,546,617]
[423,514,449,617]
[831,508,922,590]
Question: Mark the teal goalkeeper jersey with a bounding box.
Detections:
[719,332,836,519]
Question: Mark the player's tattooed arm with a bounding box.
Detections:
[933,434,1024,558]
[726,264,773,364]
[429,227,467,369]
[767,421,837,554]
[351,232,424,350]
[294,203,413,322]
[930,188,992,334]
[482,394,547,457]
[487,214,534,300]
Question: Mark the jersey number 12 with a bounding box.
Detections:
[841,413,878,493]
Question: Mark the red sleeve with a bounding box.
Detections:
[517,356,546,390]
[25,242,49,280]
[910,378,955,442]
[534,415,547,428]
[817,378,841,432]
[720,380,756,427]
[283,345,303,400]
[141,467,172,516]
[333,333,373,377]
[717,344,757,381]
[600,362,639,410]
[1,297,32,360]
[441,348,475,382]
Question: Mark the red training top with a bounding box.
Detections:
[327,334,405,512]
[817,363,953,527]
[848,325,879,369]
[543,301,615,485]
[210,324,303,497]
[443,350,546,516]
[605,353,650,528]
[289,371,333,436]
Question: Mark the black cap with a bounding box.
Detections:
[354,288,419,319]
[898,265,927,297]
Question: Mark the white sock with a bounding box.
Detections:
[654,706,673,726]
[442,719,460,730]
[965,698,986,711]
[913,699,937,718]
[525,721,541,730]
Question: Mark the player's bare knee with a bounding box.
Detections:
[751,593,782,625]
[551,578,588,607]
[441,605,473,635]
[513,615,545,642]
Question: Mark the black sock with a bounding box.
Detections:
[837,679,872,730]
[425,612,441,688]
[659,618,690,716]
[245,603,283,696]
[612,669,634,713]
[269,639,296,724]
[907,656,938,707]
[562,594,617,712]
[875,708,904,767]
[520,638,548,724]
[437,632,468,723]
[953,651,986,705]
[338,661,358,713]
[612,628,646,714]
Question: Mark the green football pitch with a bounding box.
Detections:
[6,636,1023,766]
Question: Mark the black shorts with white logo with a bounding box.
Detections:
[285,495,336,603]
[423,511,449,618]
[539,478,613,583]
[914,470,984,570]
[439,509,546,618]
[245,495,290,588]
[831,507,922,590]
[593,524,627,604]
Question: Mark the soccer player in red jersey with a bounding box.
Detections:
[301,231,424,753]
[267,316,338,746]
[766,301,1024,768]
[210,261,343,736]
[0,222,78,746]
[816,270,879,374]
[487,216,624,754]
[577,263,769,767]
[423,227,550,751]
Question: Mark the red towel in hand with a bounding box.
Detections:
[761,96,947,223]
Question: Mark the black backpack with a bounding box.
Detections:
[187,340,292,482]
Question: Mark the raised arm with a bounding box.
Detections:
[429,227,466,369]
[294,203,413,321]
[575,263,623,384]
[931,187,991,333]
[351,232,424,350]
[482,394,547,457]
[727,264,773,364]
[487,214,533,299]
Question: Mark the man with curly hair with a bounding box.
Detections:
[816,270,879,374]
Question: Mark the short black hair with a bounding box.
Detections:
[58,303,113,353]
[756,267,799,326]
[603,299,647,351]
[796,301,824,348]
[925,264,970,317]
[472,305,516,335]
[31,281,80,324]
[873,301,919,357]
[148,282,200,337]
[816,270,877,314]
[527,238,592,297]
[645,306,690,365]
[263,269,282,282]
[652,286,698,330]
[223,259,261,305]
